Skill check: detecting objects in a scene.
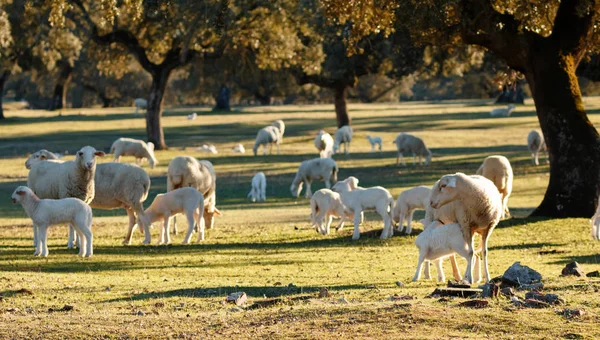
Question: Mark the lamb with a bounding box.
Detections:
[490,104,516,117]
[253,125,281,156]
[187,112,197,120]
[25,149,60,169]
[314,130,334,158]
[527,130,547,165]
[366,135,382,152]
[110,137,158,169]
[333,125,353,155]
[272,119,285,141]
[232,143,246,154]
[196,144,218,154]
[12,186,93,257]
[290,157,338,199]
[332,176,394,240]
[393,133,432,166]
[134,98,147,114]
[143,187,206,245]
[592,196,600,241]
[476,155,513,219]
[392,185,432,235]
[248,172,267,202]
[310,188,350,235]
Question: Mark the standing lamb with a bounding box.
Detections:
[490,104,516,117]
[248,172,267,202]
[134,98,147,114]
[314,130,334,158]
[110,137,158,169]
[392,185,432,235]
[476,155,513,219]
[333,125,353,155]
[253,126,281,156]
[310,188,349,235]
[393,133,432,166]
[366,135,382,152]
[290,158,338,199]
[25,149,60,169]
[272,119,285,141]
[12,186,93,257]
[332,176,394,240]
[527,130,547,165]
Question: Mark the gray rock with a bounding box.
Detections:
[478,283,500,298]
[395,281,405,288]
[226,292,247,306]
[525,291,565,305]
[502,262,542,285]
[137,310,145,316]
[518,282,544,291]
[561,309,585,317]
[500,287,515,297]
[561,262,587,277]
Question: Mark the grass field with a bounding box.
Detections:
[1,99,600,339]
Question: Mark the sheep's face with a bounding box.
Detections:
[76,146,105,170]
[11,186,30,204]
[203,207,221,229]
[430,176,457,209]
[25,151,49,169]
[290,182,303,198]
[425,154,432,165]
[148,157,158,169]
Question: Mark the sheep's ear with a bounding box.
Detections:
[39,155,47,160]
[95,151,105,157]
[213,208,222,216]
[446,177,457,188]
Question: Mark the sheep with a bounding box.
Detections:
[333,125,353,155]
[110,137,158,169]
[253,126,281,156]
[290,157,338,199]
[248,172,267,202]
[332,176,394,240]
[143,187,206,245]
[25,150,60,169]
[366,135,382,152]
[187,112,197,120]
[393,133,432,166]
[232,143,246,154]
[527,130,547,165]
[310,188,351,235]
[314,130,334,158]
[490,104,516,117]
[412,220,481,283]
[592,196,600,241]
[134,98,147,114]
[11,186,93,257]
[425,173,503,283]
[476,155,513,219]
[272,119,285,141]
[196,144,218,154]
[392,185,432,235]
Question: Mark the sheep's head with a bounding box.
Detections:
[332,177,355,194]
[425,151,432,165]
[11,186,32,204]
[25,150,50,169]
[203,207,221,229]
[76,146,105,170]
[430,175,458,209]
[290,182,303,198]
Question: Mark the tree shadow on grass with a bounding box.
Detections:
[549,254,600,265]
[489,242,565,251]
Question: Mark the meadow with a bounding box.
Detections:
[0,99,599,339]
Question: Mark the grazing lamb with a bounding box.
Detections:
[196,144,218,154]
[272,119,285,141]
[332,176,394,240]
[393,133,432,166]
[490,104,516,117]
[527,130,547,165]
[310,188,348,235]
[187,112,197,120]
[392,185,432,235]
[143,187,206,245]
[366,135,382,152]
[253,126,281,156]
[232,143,246,154]
[110,137,158,169]
[248,172,267,202]
[476,155,513,219]
[12,186,93,257]
[333,125,353,155]
[290,158,338,199]
[25,150,60,169]
[413,220,481,283]
[134,98,147,114]
[314,130,334,158]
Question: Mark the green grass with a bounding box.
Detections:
[1,99,600,339]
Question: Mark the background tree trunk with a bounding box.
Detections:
[254,92,271,105]
[49,62,73,111]
[334,84,350,127]
[0,71,8,120]
[146,69,171,150]
[213,84,231,111]
[495,81,525,104]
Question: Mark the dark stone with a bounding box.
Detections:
[561,262,587,278]
[458,299,489,308]
[502,262,543,285]
[525,291,564,305]
[431,287,482,298]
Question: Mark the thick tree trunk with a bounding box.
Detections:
[0,70,8,120]
[49,62,73,111]
[255,92,271,106]
[146,69,171,150]
[334,85,350,127]
[526,51,600,217]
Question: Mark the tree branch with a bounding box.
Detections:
[552,0,600,61]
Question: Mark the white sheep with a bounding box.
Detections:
[253,126,281,156]
[592,196,600,241]
[333,125,353,155]
[490,104,516,117]
[392,185,432,235]
[310,188,356,235]
[332,176,394,240]
[366,135,382,152]
[232,143,246,154]
[134,98,147,114]
[476,155,513,219]
[527,130,547,165]
[272,119,285,141]
[110,137,158,169]
[290,157,338,199]
[248,172,267,202]
[196,144,218,154]
[12,186,93,257]
[25,150,60,169]
[187,112,197,120]
[393,133,431,166]
[413,220,481,283]
[143,187,206,245]
[314,130,334,158]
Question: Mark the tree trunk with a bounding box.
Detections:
[255,92,271,105]
[0,70,8,120]
[146,68,171,150]
[213,84,231,111]
[49,62,73,111]
[495,81,525,104]
[334,85,350,127]
[526,50,600,217]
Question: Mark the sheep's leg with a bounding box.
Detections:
[304,180,312,199]
[449,254,462,282]
[80,226,93,257]
[172,216,178,235]
[276,143,280,155]
[123,208,136,246]
[164,216,172,245]
[405,210,415,235]
[397,211,405,233]
[325,215,333,235]
[67,225,76,249]
[412,253,426,281]
[474,254,482,283]
[196,209,205,243]
[336,215,346,231]
[481,228,494,282]
[396,152,400,166]
[533,151,539,165]
[33,224,41,256]
[182,212,195,244]
[378,204,392,239]
[378,142,382,152]
[352,209,362,240]
[33,224,38,249]
[325,179,331,189]
[502,195,510,218]
[463,232,476,284]
[435,258,445,282]
[264,144,269,156]
[412,154,417,166]
[423,260,431,280]
[38,225,49,257]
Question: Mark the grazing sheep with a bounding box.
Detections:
[196,144,218,154]
[366,135,382,152]
[490,104,516,117]
[392,185,432,235]
[332,176,394,240]
[476,155,513,219]
[12,186,93,257]
[253,126,281,156]
[187,112,197,120]
[272,119,285,141]
[333,125,353,155]
[393,133,431,166]
[232,143,246,154]
[290,158,338,199]
[314,130,334,158]
[310,188,348,235]
[248,172,267,202]
[527,130,547,165]
[110,138,158,169]
[134,98,147,114]
[25,150,60,169]
[144,187,206,245]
